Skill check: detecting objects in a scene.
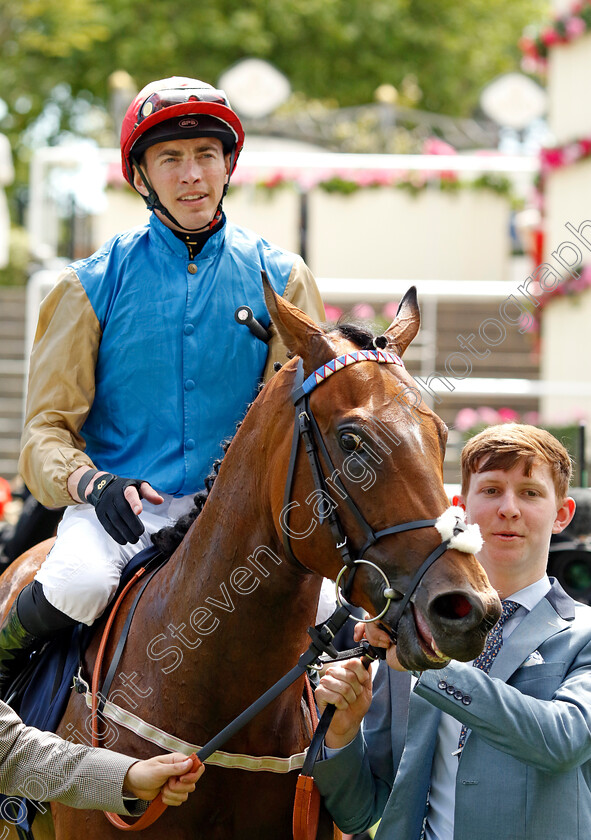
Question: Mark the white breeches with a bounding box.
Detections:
[34,494,195,625]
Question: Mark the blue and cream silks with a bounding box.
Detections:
[74,214,296,496]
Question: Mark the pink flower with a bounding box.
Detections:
[497,407,520,423]
[541,27,560,46]
[351,303,375,320]
[324,304,343,322]
[521,55,541,74]
[519,312,535,333]
[566,16,586,39]
[262,173,286,189]
[477,406,501,425]
[230,169,256,186]
[563,143,583,165]
[382,301,401,321]
[518,36,536,56]
[454,407,480,432]
[541,148,565,171]
[422,137,457,156]
[523,411,540,425]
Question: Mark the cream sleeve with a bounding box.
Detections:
[262,257,325,382]
[18,268,102,507]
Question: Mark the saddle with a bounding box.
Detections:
[8,545,165,734]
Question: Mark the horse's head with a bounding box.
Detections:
[263,280,501,671]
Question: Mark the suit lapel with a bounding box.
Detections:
[490,584,572,681]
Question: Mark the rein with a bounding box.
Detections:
[282,350,478,840]
[90,586,362,831]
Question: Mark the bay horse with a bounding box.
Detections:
[0,285,500,840]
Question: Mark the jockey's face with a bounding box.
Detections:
[133,136,231,232]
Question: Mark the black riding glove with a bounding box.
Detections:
[85,473,145,545]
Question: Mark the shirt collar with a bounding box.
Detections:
[148,212,226,258]
[506,574,551,613]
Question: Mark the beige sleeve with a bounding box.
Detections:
[262,257,325,382]
[18,268,102,507]
[0,700,147,813]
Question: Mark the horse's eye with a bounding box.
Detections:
[340,432,362,452]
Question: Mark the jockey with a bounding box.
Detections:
[0,76,324,696]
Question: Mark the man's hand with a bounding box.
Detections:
[354,619,405,672]
[68,468,163,545]
[123,753,204,805]
[315,658,373,750]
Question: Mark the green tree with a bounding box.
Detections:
[0,0,110,182]
[0,0,550,168]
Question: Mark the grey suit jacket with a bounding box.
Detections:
[314,579,591,840]
[0,700,146,816]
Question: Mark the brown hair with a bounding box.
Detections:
[461,423,572,501]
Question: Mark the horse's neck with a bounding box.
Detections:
[164,399,323,709]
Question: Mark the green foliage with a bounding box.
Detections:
[0,0,549,183]
[0,225,30,285]
[107,0,547,115]
[470,173,512,196]
[318,176,362,195]
[0,0,109,129]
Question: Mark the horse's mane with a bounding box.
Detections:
[150,446,230,557]
[151,321,378,557]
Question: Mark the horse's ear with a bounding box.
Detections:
[262,274,334,369]
[384,286,420,357]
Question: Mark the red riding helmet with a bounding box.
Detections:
[120,76,245,187]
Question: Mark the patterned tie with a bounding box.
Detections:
[457,599,520,753]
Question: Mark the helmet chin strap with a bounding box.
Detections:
[133,162,226,233]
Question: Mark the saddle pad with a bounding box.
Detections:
[16,544,162,732]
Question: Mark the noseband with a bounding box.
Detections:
[282,350,472,643]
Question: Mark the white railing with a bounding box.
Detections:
[25,267,590,408]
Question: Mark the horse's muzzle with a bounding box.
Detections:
[381,586,501,671]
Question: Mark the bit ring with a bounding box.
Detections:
[335,559,398,623]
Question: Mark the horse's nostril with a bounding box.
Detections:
[433,593,472,620]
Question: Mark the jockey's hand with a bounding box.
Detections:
[354,618,405,671]
[123,753,204,805]
[315,659,372,750]
[84,472,163,545]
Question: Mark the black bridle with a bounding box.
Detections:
[281,352,469,643]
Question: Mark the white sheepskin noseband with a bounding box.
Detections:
[434,506,483,554]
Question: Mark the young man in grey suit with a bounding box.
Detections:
[314,424,591,840]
